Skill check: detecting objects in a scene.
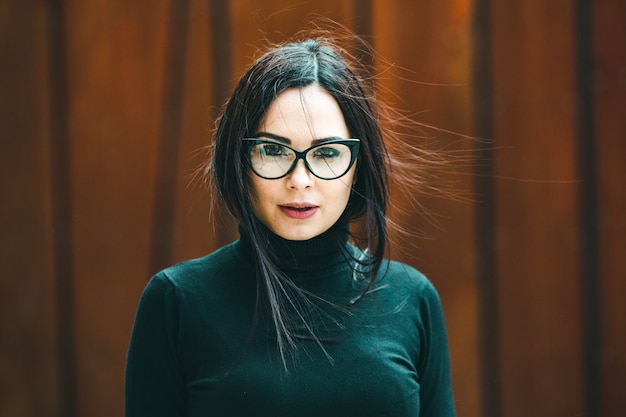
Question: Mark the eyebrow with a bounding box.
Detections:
[255,131,341,146]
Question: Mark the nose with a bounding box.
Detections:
[286,159,314,189]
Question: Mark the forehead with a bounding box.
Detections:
[258,85,350,146]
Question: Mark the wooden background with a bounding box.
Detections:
[1,1,624,416]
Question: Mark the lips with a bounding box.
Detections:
[279,203,319,219]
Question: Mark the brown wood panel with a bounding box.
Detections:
[371,1,479,416]
[62,1,168,416]
[490,1,584,416]
[169,0,221,265]
[0,2,59,416]
[148,0,192,275]
[594,1,626,415]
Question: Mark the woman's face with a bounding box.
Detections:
[248,84,356,241]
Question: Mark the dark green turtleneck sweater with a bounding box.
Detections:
[125,227,455,416]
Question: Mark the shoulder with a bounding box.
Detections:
[142,240,253,302]
[159,240,250,284]
[375,260,444,317]
[382,260,438,296]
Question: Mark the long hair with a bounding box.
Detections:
[210,36,390,368]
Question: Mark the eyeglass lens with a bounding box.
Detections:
[248,141,354,179]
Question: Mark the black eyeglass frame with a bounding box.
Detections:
[242,137,361,180]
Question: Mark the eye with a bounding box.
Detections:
[260,143,288,157]
[313,146,341,159]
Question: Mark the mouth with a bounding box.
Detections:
[279,203,319,219]
[281,205,316,210]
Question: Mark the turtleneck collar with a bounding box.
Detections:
[236,222,352,280]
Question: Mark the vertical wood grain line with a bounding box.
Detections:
[353,0,374,72]
[575,0,602,415]
[47,1,76,416]
[353,0,372,38]
[472,1,501,416]
[209,0,232,107]
[149,0,190,275]
[209,0,235,247]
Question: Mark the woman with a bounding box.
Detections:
[125,36,456,416]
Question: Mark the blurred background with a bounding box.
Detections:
[1,0,624,416]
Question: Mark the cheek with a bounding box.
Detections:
[331,180,354,209]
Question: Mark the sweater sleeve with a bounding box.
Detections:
[416,280,456,417]
[125,273,186,417]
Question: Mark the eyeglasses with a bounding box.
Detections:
[242,138,360,180]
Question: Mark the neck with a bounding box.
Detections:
[238,221,352,278]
